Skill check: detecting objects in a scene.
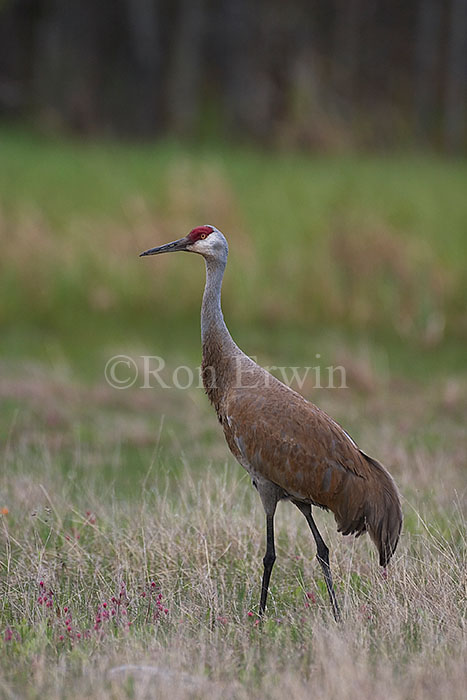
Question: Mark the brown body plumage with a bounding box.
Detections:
[141,225,403,620]
[205,353,402,568]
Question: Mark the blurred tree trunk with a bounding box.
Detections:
[167,0,205,135]
[444,0,467,152]
[0,0,37,115]
[220,0,273,139]
[125,0,160,136]
[33,0,101,132]
[413,0,441,143]
[332,0,361,114]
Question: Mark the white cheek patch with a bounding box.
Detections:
[193,239,212,252]
[189,235,217,254]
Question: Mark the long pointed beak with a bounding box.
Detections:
[139,236,189,257]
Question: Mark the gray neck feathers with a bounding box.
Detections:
[201,257,234,350]
[201,256,241,409]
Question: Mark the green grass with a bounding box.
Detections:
[1,125,467,378]
[2,126,467,264]
[0,126,466,698]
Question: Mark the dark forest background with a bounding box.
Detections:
[1,0,466,152]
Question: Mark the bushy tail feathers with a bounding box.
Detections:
[361,452,403,567]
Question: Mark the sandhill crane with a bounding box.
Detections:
[140,225,402,621]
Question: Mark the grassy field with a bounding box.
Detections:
[0,127,466,698]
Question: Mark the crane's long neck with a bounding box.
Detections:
[201,257,241,409]
[201,257,234,349]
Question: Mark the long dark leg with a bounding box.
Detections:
[293,501,341,622]
[259,513,276,616]
[256,482,280,617]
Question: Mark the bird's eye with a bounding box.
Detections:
[200,233,206,239]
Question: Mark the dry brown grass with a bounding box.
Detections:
[1,364,466,699]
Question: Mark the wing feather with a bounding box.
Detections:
[217,365,401,563]
[223,378,372,508]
